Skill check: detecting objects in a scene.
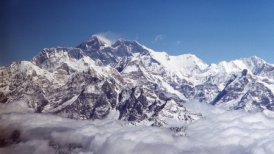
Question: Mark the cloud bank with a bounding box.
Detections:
[1,102,274,154]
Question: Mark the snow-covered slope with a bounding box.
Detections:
[0,38,201,127]
[1,34,274,126]
[149,51,208,76]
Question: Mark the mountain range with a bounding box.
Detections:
[1,35,274,128]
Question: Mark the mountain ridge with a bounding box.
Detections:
[1,35,274,128]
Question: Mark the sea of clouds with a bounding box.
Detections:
[1,102,274,154]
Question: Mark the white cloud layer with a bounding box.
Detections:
[1,102,274,154]
[152,34,164,43]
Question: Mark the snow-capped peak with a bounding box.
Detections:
[90,34,113,46]
[212,55,267,75]
[3,34,274,148]
[249,55,265,62]
[77,35,113,51]
[112,39,139,46]
[149,50,208,76]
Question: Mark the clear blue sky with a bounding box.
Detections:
[1,0,274,66]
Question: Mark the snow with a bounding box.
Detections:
[43,94,80,112]
[3,36,274,153]
[85,85,100,94]
[157,100,190,127]
[122,65,139,73]
[149,51,208,77]
[217,60,245,74]
[140,44,274,87]
[259,77,274,93]
[158,78,186,100]
[92,34,113,46]
[142,45,247,86]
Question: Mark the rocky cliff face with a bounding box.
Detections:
[1,35,274,126]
